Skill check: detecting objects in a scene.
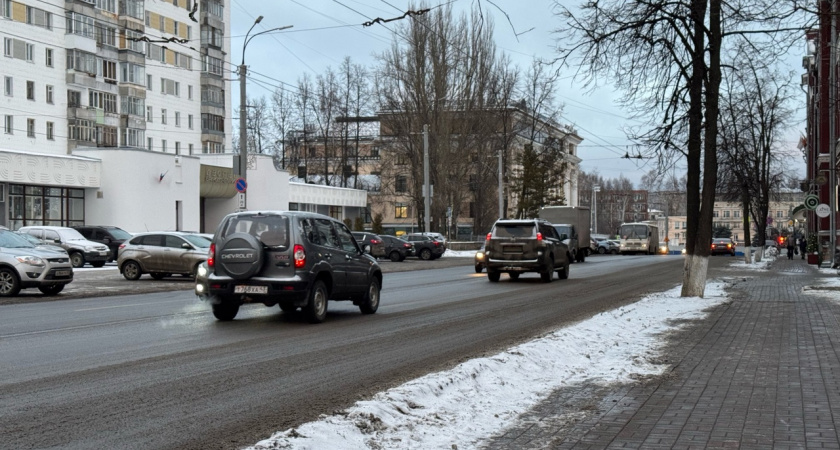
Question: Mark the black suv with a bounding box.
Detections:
[484,219,571,282]
[196,211,382,323]
[380,235,413,262]
[74,225,133,262]
[403,233,446,260]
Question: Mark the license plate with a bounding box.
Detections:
[234,285,267,294]
[55,270,71,277]
[100,251,109,256]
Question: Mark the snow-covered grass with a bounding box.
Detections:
[248,282,729,450]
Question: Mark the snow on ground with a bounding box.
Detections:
[248,282,730,450]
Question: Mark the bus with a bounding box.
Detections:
[619,222,660,255]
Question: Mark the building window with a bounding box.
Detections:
[66,12,96,39]
[4,76,11,96]
[27,119,35,137]
[175,141,180,155]
[4,115,12,134]
[395,175,407,193]
[395,202,408,219]
[187,114,193,129]
[119,62,145,84]
[67,90,81,107]
[146,74,152,90]
[121,96,144,116]
[4,38,34,62]
[146,106,152,122]
[90,90,118,113]
[160,78,179,95]
[26,6,52,30]
[68,119,95,142]
[45,48,52,67]
[46,121,54,140]
[188,143,193,155]
[100,59,117,83]
[201,113,224,132]
[45,85,53,104]
[161,108,167,124]
[95,23,117,47]
[147,137,153,152]
[26,81,34,100]
[121,128,144,147]
[174,112,181,127]
[1,0,10,18]
[7,185,85,229]
[188,85,193,100]
[67,50,97,75]
[125,29,145,53]
[161,139,167,152]
[3,37,11,57]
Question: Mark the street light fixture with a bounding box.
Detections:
[237,17,293,210]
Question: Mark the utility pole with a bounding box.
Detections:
[831,0,837,266]
[423,124,430,233]
[498,149,504,219]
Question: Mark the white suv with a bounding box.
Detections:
[18,226,110,268]
[0,230,73,296]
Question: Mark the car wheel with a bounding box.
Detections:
[389,251,402,262]
[278,302,297,313]
[212,303,239,321]
[90,261,105,268]
[38,284,65,295]
[487,270,500,282]
[0,268,21,296]
[150,272,169,280]
[122,261,142,280]
[70,252,85,268]
[541,258,554,283]
[509,272,520,281]
[419,248,432,260]
[359,278,380,315]
[304,280,328,323]
[558,261,570,280]
[610,249,619,255]
[474,264,483,273]
[598,247,606,254]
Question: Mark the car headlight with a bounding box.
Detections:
[16,255,45,267]
[197,264,208,277]
[84,246,98,252]
[475,252,484,260]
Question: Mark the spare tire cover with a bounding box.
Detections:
[217,232,263,280]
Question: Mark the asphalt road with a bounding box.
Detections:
[0,254,694,449]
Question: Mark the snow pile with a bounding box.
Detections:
[248,282,728,450]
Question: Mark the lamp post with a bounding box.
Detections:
[592,184,600,234]
[498,149,504,219]
[238,17,293,210]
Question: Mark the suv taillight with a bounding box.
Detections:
[294,244,305,268]
[433,241,440,247]
[118,243,127,250]
[371,238,381,244]
[207,243,215,267]
[486,232,492,240]
[536,232,543,241]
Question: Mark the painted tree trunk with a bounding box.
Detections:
[681,255,709,297]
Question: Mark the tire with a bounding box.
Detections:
[474,264,483,273]
[212,303,239,321]
[150,272,169,280]
[278,302,297,313]
[70,252,85,268]
[541,258,554,283]
[558,261,569,279]
[39,284,65,295]
[487,270,501,282]
[122,260,142,280]
[359,278,380,315]
[389,251,402,262]
[598,247,606,254]
[0,268,21,296]
[610,249,619,255]
[90,261,106,268]
[509,272,520,281]
[419,248,432,260]
[304,280,328,323]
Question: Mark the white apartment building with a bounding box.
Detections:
[0,0,366,233]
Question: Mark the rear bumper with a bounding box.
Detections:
[202,274,313,304]
[486,258,546,272]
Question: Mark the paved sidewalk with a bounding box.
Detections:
[483,256,840,449]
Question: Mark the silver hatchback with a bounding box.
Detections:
[0,230,73,296]
[117,232,211,280]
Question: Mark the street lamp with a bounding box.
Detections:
[237,17,293,210]
[592,185,600,234]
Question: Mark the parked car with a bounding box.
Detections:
[351,232,387,258]
[117,232,211,280]
[380,235,413,262]
[74,225,133,262]
[0,229,73,296]
[474,243,486,273]
[484,218,571,282]
[420,232,447,246]
[18,226,110,268]
[403,233,446,260]
[711,238,737,256]
[15,232,69,255]
[593,237,619,254]
[195,211,382,323]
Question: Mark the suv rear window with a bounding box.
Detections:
[220,215,290,247]
[493,224,535,238]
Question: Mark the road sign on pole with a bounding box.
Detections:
[804,194,819,210]
[235,178,247,193]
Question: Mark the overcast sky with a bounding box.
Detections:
[229,0,807,188]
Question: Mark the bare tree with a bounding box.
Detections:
[554,0,810,296]
[270,88,294,171]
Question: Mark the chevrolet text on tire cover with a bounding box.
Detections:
[196,211,383,323]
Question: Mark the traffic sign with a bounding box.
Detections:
[235,178,247,193]
[816,203,831,218]
[804,194,819,210]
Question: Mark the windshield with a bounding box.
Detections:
[493,224,535,238]
[553,225,572,238]
[58,228,88,241]
[108,228,133,239]
[620,224,648,239]
[0,231,36,249]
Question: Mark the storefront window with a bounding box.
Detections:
[6,184,85,228]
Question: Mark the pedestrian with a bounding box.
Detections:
[799,237,807,260]
[786,237,796,260]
